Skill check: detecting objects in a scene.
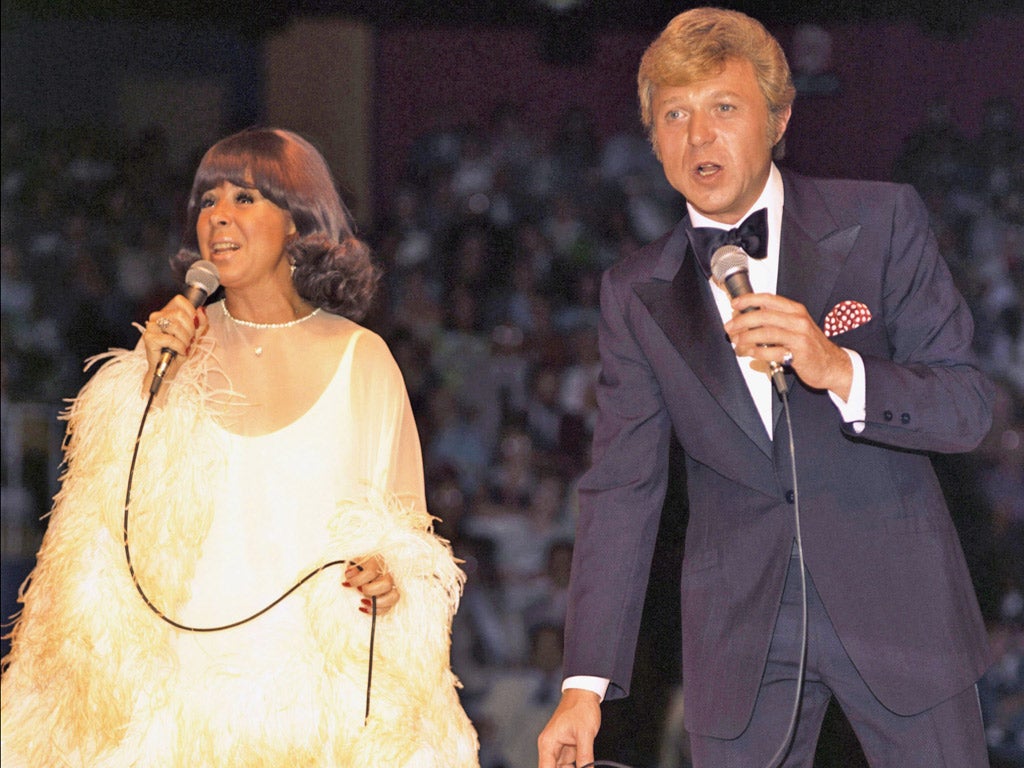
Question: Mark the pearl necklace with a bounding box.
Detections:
[221,301,321,356]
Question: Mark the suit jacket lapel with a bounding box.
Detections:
[777,171,860,321]
[634,221,774,458]
[773,171,862,430]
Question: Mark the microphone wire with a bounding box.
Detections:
[123,386,377,724]
[763,385,808,768]
[710,244,808,766]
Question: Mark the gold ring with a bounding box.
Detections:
[157,318,171,332]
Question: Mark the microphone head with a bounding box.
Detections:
[185,259,220,298]
[709,244,749,284]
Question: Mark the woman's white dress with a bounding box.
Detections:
[0,311,479,767]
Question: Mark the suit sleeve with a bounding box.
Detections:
[561,266,673,700]
[845,183,993,452]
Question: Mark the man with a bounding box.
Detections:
[537,8,994,768]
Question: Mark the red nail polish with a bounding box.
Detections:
[342,581,351,587]
[194,314,200,328]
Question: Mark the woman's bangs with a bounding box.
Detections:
[191,135,290,210]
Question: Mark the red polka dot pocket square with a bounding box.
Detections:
[823,300,872,338]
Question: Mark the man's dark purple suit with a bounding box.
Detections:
[562,168,994,739]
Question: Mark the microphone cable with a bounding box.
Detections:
[762,384,808,768]
[709,243,808,766]
[122,386,377,724]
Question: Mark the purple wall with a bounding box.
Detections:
[375,13,1023,202]
[779,16,1024,181]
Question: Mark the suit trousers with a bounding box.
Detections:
[688,552,990,768]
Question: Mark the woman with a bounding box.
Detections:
[1,128,479,767]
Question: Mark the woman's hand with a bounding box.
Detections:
[142,296,208,394]
[344,555,400,616]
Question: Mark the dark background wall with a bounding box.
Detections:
[3,7,1022,223]
[373,14,1023,202]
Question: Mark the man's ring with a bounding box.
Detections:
[782,351,794,367]
[157,318,171,332]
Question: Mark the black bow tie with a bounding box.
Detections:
[687,207,769,278]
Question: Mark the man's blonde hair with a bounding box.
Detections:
[637,7,795,157]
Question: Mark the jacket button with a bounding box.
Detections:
[900,412,911,424]
[785,490,795,504]
[883,410,893,421]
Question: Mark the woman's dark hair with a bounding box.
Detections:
[171,127,379,319]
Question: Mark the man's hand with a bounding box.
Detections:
[537,688,602,768]
[724,293,853,400]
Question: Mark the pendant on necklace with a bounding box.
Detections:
[254,346,264,357]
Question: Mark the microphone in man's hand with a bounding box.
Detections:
[150,260,221,395]
[710,245,788,395]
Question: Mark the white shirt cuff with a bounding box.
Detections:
[562,675,610,702]
[829,348,866,433]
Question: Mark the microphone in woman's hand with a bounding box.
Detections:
[150,260,220,395]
